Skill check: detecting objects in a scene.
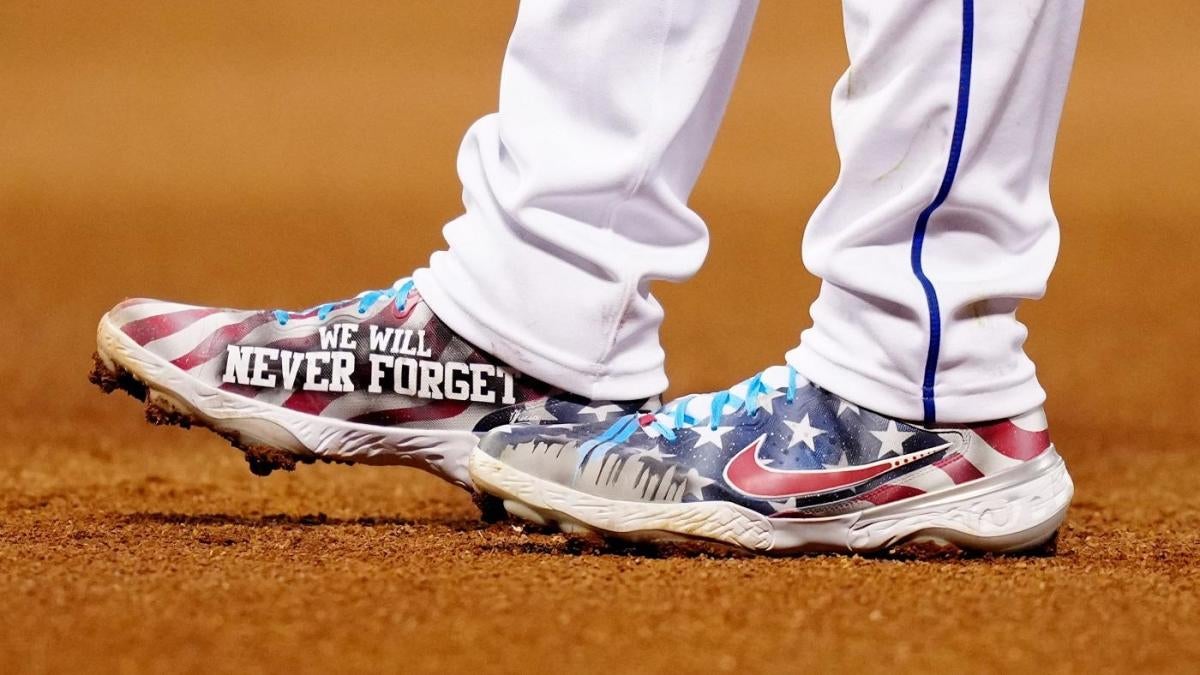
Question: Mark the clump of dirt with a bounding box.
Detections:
[144,400,192,429]
[89,353,146,400]
[89,353,351,478]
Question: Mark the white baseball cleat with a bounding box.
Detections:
[470,365,1072,554]
[90,278,654,493]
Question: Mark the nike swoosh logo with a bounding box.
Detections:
[722,434,950,500]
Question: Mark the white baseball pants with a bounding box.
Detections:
[414,0,1084,423]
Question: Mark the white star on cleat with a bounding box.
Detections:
[784,414,825,451]
[754,388,786,413]
[692,425,732,449]
[575,403,624,421]
[869,420,914,458]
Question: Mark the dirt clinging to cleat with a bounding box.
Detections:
[89,353,353,477]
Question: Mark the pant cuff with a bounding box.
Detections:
[786,343,1047,424]
[412,268,668,401]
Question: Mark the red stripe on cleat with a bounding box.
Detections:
[934,453,985,484]
[170,313,274,371]
[972,420,1050,461]
[860,484,925,506]
[282,390,340,416]
[218,381,261,397]
[120,308,222,345]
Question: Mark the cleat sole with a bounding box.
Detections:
[469,447,1073,556]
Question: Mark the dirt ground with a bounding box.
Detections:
[2,2,1198,673]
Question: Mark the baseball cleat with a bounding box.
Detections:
[469,365,1073,555]
[90,278,654,492]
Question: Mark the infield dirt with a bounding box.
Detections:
[2,2,1198,673]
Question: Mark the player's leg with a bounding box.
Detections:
[470,0,1084,554]
[416,0,759,402]
[91,1,759,492]
[790,0,1085,425]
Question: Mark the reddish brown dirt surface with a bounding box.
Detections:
[2,3,1198,673]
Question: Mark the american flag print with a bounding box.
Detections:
[479,366,1054,518]
[102,281,650,434]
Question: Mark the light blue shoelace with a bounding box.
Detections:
[272,279,415,326]
[574,365,801,474]
[644,365,800,441]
